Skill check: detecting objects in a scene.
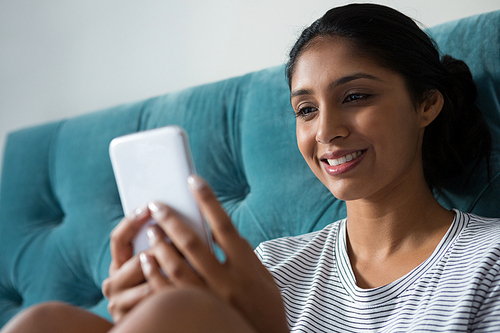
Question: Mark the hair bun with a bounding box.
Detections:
[427,54,491,187]
[440,55,477,108]
[441,54,470,74]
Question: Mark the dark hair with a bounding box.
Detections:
[286,3,491,189]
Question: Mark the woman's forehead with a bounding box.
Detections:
[291,40,384,85]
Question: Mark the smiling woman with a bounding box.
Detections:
[289,6,492,190]
[1,3,499,333]
[291,39,431,202]
[257,4,499,331]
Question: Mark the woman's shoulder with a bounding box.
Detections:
[450,209,500,263]
[457,210,500,241]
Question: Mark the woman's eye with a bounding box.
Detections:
[295,106,318,118]
[344,93,369,103]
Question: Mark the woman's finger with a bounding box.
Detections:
[187,175,273,281]
[107,282,152,323]
[110,206,151,274]
[145,222,207,287]
[102,255,146,299]
[187,175,256,263]
[139,252,171,291]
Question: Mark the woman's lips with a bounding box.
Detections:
[320,149,367,175]
[325,150,364,166]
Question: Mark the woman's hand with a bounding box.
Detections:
[101,208,154,323]
[141,175,289,333]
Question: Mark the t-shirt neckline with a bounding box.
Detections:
[335,209,467,305]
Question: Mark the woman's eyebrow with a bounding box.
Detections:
[291,72,383,99]
[290,89,313,99]
[333,72,383,87]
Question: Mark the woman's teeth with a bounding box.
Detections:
[327,151,364,166]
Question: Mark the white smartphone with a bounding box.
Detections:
[109,125,213,254]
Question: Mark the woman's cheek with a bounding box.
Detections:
[296,124,314,159]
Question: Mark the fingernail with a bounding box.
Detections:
[187,174,205,191]
[132,206,148,219]
[148,202,168,219]
[139,253,152,275]
[147,226,158,246]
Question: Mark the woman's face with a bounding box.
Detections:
[291,37,427,202]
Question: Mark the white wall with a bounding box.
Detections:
[1,0,500,173]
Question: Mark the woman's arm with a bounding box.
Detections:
[141,175,289,333]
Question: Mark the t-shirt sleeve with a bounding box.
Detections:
[472,247,500,332]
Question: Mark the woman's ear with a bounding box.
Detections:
[419,90,444,128]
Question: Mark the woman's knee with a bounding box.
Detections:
[1,301,112,333]
[139,287,226,324]
[114,287,256,333]
[153,287,218,312]
[2,302,70,332]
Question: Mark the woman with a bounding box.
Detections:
[2,3,499,332]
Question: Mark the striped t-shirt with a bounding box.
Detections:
[255,210,500,332]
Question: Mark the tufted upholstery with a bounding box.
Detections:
[1,10,499,326]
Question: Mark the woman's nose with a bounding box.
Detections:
[315,107,350,144]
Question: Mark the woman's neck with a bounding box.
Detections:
[344,175,454,288]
